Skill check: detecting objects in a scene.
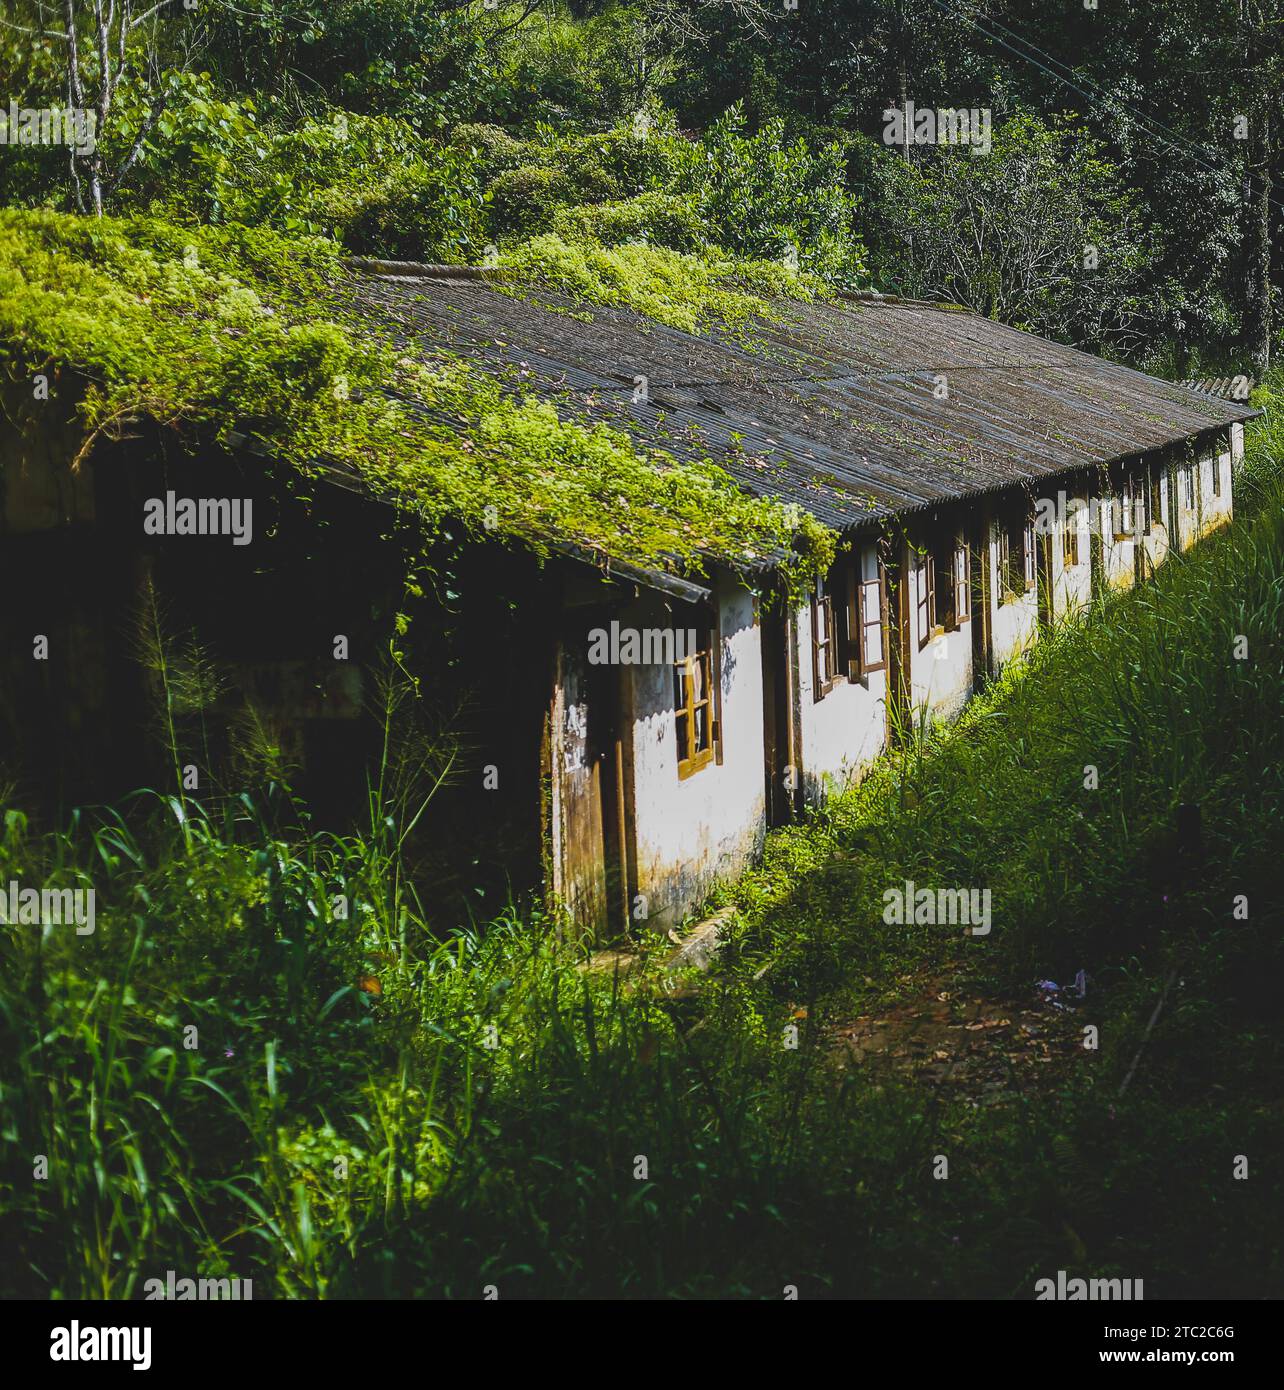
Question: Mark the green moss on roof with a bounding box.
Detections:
[0,210,834,591]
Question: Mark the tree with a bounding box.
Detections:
[3,0,199,214]
[870,114,1157,352]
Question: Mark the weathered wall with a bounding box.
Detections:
[1169,437,1233,551]
[901,531,973,722]
[1050,505,1094,620]
[986,521,1039,668]
[1100,493,1139,594]
[626,572,766,930]
[1141,470,1173,579]
[1198,434,1234,538]
[795,594,889,803]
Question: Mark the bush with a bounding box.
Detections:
[115,96,489,262]
[682,104,866,282]
[550,192,705,253]
[449,122,529,176]
[486,164,576,240]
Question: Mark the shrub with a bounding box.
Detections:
[683,104,865,282]
[550,192,705,253]
[251,114,488,262]
[486,164,576,240]
[449,122,529,175]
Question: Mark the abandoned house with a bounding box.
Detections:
[0,261,1256,943]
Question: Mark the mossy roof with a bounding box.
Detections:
[344,266,1258,543]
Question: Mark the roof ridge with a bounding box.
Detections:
[345,257,973,316]
[348,257,511,281]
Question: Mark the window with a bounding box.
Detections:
[846,544,887,678]
[1114,483,1138,541]
[915,549,936,649]
[810,573,838,699]
[1115,489,1130,540]
[1212,455,1223,498]
[1149,471,1163,529]
[932,533,969,630]
[674,634,717,778]
[1063,510,1081,567]
[954,540,972,624]
[1000,509,1034,599]
[1182,461,1195,508]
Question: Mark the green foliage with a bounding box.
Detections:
[115,93,489,261]
[471,109,867,282]
[550,192,705,252]
[683,104,867,282]
[450,122,529,175]
[867,114,1158,351]
[1239,370,1284,516]
[486,165,576,241]
[495,232,826,334]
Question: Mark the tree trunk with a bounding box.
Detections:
[1244,104,1272,377]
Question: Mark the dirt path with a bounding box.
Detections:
[830,965,1094,1104]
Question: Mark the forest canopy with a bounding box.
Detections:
[1,0,1277,377]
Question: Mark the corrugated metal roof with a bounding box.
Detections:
[338,270,1256,542]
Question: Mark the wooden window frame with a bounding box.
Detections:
[934,535,955,632]
[811,573,839,700]
[1114,480,1140,542]
[953,540,971,624]
[674,627,719,779]
[1113,489,1129,542]
[915,548,936,650]
[999,509,1033,601]
[1063,510,1081,568]
[1149,471,1163,529]
[1022,519,1037,590]
[846,544,888,679]
[911,544,933,647]
[997,523,1013,601]
[1212,453,1223,499]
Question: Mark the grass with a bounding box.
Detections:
[1,449,1282,1298]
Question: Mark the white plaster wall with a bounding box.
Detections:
[986,524,1039,666]
[796,599,889,801]
[1142,473,1172,577]
[617,433,1236,927]
[1172,454,1203,552]
[1099,495,1138,593]
[1200,442,1234,536]
[903,550,972,720]
[1050,509,1093,619]
[627,572,765,929]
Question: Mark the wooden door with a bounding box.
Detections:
[556,621,626,945]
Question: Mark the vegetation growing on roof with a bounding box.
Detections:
[0,209,834,592]
[495,232,828,334]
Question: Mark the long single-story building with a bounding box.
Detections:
[0,260,1255,943]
